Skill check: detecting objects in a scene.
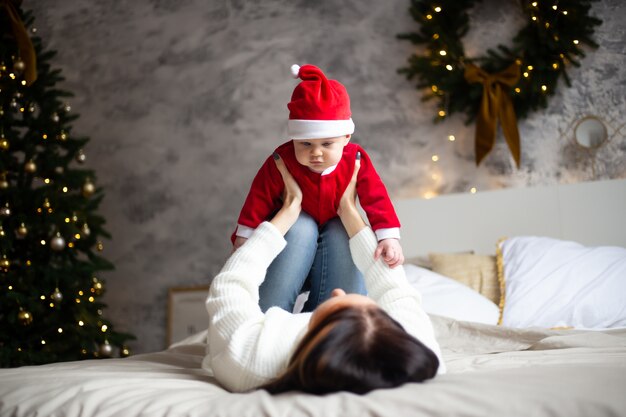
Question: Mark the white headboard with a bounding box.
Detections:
[393,178,626,257]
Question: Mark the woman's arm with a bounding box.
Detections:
[208,153,303,324]
[205,220,293,390]
[269,153,302,235]
[338,154,445,370]
[205,154,307,389]
[348,227,445,371]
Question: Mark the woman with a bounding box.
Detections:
[202,153,444,394]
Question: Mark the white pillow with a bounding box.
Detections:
[499,236,626,329]
[403,264,500,325]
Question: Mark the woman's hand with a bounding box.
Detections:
[275,152,302,207]
[232,236,248,252]
[337,152,360,216]
[270,152,302,235]
[337,152,367,238]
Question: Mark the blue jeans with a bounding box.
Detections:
[259,212,366,313]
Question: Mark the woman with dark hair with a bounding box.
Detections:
[202,153,444,394]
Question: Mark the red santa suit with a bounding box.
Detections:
[233,140,400,242]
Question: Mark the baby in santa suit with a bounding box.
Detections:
[232,64,404,313]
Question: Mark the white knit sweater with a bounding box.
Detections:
[203,221,445,392]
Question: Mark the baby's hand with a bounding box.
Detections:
[374,239,404,269]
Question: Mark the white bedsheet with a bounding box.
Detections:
[1,316,625,417]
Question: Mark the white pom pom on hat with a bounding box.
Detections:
[290,64,301,79]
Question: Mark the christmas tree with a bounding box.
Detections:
[0,1,134,367]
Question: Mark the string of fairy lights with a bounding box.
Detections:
[398,0,601,198]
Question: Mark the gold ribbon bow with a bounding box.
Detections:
[464,62,521,167]
[1,0,37,85]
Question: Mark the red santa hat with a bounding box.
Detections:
[287,64,355,140]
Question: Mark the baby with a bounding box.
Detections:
[232,64,404,312]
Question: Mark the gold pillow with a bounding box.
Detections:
[428,253,499,305]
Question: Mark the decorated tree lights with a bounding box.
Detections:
[0,2,134,367]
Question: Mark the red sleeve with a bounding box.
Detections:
[231,155,284,243]
[355,147,401,231]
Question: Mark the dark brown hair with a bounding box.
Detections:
[261,305,439,395]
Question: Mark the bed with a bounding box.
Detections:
[1,178,625,417]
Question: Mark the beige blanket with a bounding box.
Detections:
[1,316,625,417]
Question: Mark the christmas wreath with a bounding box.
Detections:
[398,0,602,166]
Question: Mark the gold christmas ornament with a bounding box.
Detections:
[50,233,66,251]
[98,340,113,357]
[18,308,33,325]
[0,138,9,150]
[24,160,37,173]
[82,180,95,197]
[57,131,68,141]
[0,203,10,217]
[96,241,104,251]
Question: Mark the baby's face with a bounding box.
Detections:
[293,135,350,173]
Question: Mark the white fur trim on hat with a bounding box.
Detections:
[288,119,355,140]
